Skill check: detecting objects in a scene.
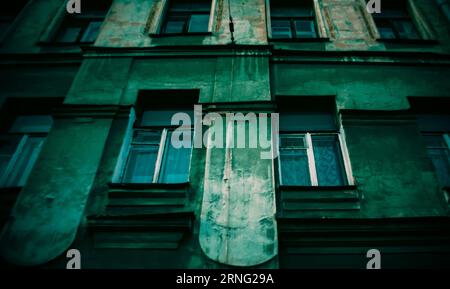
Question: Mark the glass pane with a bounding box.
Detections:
[295,20,317,38]
[393,20,419,39]
[123,145,159,183]
[56,26,82,43]
[80,21,102,43]
[163,16,186,34]
[312,135,346,186]
[378,26,396,39]
[5,136,45,187]
[427,148,450,187]
[188,14,209,33]
[424,135,447,148]
[271,20,292,38]
[280,148,310,186]
[0,135,21,180]
[158,131,192,183]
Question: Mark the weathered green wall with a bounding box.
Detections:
[0,0,449,268]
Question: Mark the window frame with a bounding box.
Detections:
[54,13,106,44]
[422,132,450,189]
[277,130,354,187]
[266,0,328,41]
[372,6,420,40]
[113,109,194,185]
[158,0,215,36]
[366,0,437,42]
[39,0,111,45]
[0,117,51,188]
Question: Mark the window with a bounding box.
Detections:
[279,133,348,186]
[277,99,353,187]
[54,0,111,44]
[0,115,52,188]
[416,112,450,189]
[115,108,193,184]
[270,0,318,39]
[0,0,28,39]
[423,134,450,188]
[372,1,420,40]
[161,0,211,34]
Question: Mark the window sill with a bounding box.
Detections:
[149,32,212,38]
[277,185,360,217]
[106,182,190,210]
[269,37,329,43]
[279,185,357,191]
[108,182,189,190]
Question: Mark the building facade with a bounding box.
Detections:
[1,0,450,269]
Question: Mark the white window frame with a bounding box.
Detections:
[277,130,354,187]
[113,111,193,184]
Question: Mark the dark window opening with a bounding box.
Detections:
[270,0,318,39]
[161,0,211,35]
[372,1,420,40]
[54,0,111,44]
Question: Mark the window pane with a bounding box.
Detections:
[393,20,419,39]
[279,135,310,185]
[424,135,447,148]
[5,136,45,187]
[426,148,450,187]
[56,26,82,43]
[0,135,21,180]
[158,131,192,183]
[188,14,209,33]
[280,148,310,186]
[80,21,102,43]
[164,16,186,34]
[312,135,346,186]
[122,130,162,183]
[378,26,396,39]
[295,20,317,38]
[271,20,292,38]
[123,145,159,183]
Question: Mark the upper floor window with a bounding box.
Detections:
[372,0,420,40]
[417,113,450,189]
[161,0,211,35]
[0,0,29,40]
[277,99,353,187]
[270,0,318,39]
[114,106,194,185]
[423,133,450,188]
[0,115,52,188]
[54,0,111,44]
